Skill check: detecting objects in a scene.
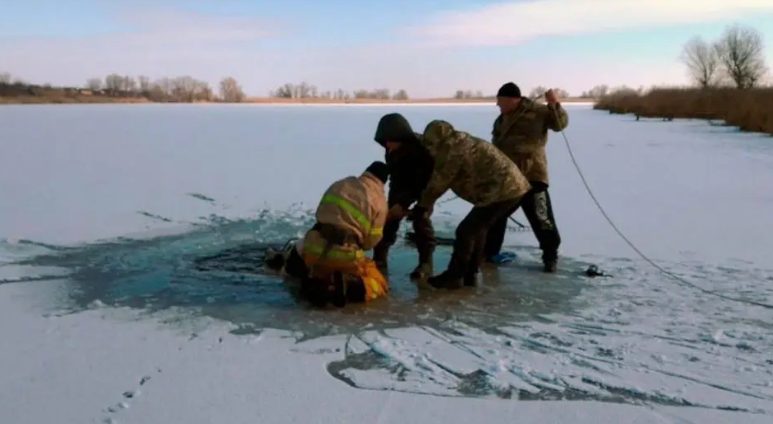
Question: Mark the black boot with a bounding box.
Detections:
[373,246,389,273]
[409,262,433,281]
[330,272,347,308]
[303,277,329,307]
[428,270,463,289]
[543,255,558,273]
[463,271,478,287]
[410,248,434,280]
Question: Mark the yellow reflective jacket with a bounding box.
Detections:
[310,171,387,251]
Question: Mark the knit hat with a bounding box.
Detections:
[496,82,521,98]
[365,161,389,183]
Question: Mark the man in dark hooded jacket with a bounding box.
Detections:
[372,113,436,280]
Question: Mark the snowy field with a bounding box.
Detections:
[1,104,772,423]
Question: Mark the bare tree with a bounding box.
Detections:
[292,81,316,98]
[147,79,170,102]
[169,76,211,102]
[194,81,213,102]
[138,76,151,93]
[455,89,484,99]
[86,78,102,90]
[219,77,245,102]
[608,86,638,96]
[0,72,11,84]
[104,74,123,94]
[274,83,294,98]
[583,84,608,98]
[392,89,409,100]
[529,86,548,98]
[123,76,137,93]
[681,37,719,88]
[714,25,767,89]
[352,89,390,99]
[149,79,167,101]
[375,89,390,99]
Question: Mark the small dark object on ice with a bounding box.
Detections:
[585,265,609,278]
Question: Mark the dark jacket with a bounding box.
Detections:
[374,113,434,209]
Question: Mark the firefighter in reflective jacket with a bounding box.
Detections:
[268,161,389,307]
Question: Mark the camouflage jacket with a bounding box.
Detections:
[492,98,568,184]
[417,120,530,210]
[314,172,387,250]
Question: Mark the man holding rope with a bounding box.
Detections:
[485,82,569,273]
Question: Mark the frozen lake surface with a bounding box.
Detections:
[1,104,772,423]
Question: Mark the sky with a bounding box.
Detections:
[1,0,773,98]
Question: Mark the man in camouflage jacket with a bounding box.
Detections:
[485,82,568,273]
[412,120,531,288]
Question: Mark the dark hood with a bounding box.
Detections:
[374,113,419,146]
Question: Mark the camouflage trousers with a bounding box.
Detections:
[446,198,522,278]
[484,182,561,262]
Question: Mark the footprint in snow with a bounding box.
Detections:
[101,372,158,421]
[106,402,129,413]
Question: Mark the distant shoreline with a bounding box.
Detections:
[0,96,594,106]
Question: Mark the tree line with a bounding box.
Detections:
[270,82,409,100]
[85,74,246,102]
[453,87,616,100]
[0,72,246,103]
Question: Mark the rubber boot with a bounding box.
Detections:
[410,263,433,281]
[373,245,389,273]
[543,256,558,273]
[428,270,463,289]
[331,272,347,308]
[463,271,478,287]
[410,249,434,281]
[303,277,329,308]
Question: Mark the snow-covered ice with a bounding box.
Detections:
[1,104,772,423]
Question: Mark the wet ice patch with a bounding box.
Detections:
[6,208,773,416]
[327,260,773,414]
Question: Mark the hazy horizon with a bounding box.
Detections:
[2,0,773,97]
